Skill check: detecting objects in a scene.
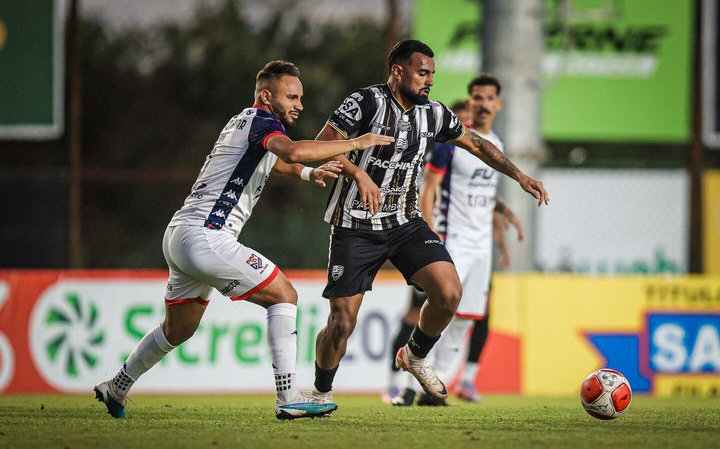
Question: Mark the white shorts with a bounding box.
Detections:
[162,225,279,306]
[447,244,492,319]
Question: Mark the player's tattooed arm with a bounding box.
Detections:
[315,123,382,215]
[450,127,550,206]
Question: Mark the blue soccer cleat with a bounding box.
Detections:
[275,391,338,420]
[94,380,127,419]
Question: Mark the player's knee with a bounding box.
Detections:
[329,309,357,340]
[278,283,298,305]
[164,321,199,346]
[258,275,298,306]
[435,283,462,313]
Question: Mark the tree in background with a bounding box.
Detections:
[80,0,391,268]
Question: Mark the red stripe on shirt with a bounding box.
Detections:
[425,162,447,175]
[262,131,285,148]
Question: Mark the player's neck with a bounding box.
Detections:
[386,81,414,112]
[472,121,493,135]
[252,102,272,114]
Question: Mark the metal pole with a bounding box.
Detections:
[481,0,545,271]
[67,0,83,267]
[689,0,704,273]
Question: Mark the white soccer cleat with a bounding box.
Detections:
[275,391,338,420]
[93,380,127,419]
[394,345,448,400]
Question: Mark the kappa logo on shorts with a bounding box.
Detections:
[246,253,264,270]
[331,265,344,281]
[424,239,443,245]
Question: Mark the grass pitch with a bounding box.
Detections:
[1,394,719,449]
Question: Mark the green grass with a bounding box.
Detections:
[1,395,719,449]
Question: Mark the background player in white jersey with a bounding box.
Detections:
[392,74,525,406]
[383,100,469,404]
[307,40,548,412]
[93,60,394,420]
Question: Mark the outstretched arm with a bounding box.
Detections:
[315,123,383,215]
[265,132,394,164]
[272,159,343,188]
[450,128,549,206]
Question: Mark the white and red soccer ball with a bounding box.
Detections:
[580,369,632,420]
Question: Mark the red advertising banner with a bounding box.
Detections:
[0,269,521,395]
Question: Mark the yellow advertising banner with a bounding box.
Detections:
[704,170,720,274]
[491,274,720,397]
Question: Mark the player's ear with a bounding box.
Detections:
[390,63,403,81]
[259,88,273,106]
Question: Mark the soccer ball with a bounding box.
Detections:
[580,368,632,420]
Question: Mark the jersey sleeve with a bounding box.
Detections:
[426,142,454,174]
[434,102,465,143]
[326,88,376,138]
[248,115,287,149]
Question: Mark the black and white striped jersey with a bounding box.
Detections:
[324,84,464,230]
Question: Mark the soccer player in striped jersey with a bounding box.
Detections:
[308,40,548,411]
[93,60,393,420]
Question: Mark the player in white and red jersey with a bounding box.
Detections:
[391,74,525,406]
[93,60,394,420]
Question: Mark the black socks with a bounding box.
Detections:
[314,362,339,393]
[407,326,440,359]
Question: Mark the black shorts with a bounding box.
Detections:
[322,219,454,299]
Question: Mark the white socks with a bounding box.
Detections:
[114,325,176,398]
[111,304,299,403]
[429,317,473,381]
[462,361,479,385]
[266,303,298,403]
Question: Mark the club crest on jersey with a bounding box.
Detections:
[331,265,344,281]
[246,253,264,270]
[396,137,408,151]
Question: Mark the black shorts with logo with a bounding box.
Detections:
[322,219,454,299]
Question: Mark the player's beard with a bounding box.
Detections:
[400,84,430,105]
[269,101,297,129]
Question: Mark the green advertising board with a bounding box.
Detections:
[415,0,693,143]
[0,0,64,139]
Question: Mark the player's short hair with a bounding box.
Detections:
[449,100,468,113]
[387,39,434,71]
[255,60,301,93]
[467,73,502,95]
